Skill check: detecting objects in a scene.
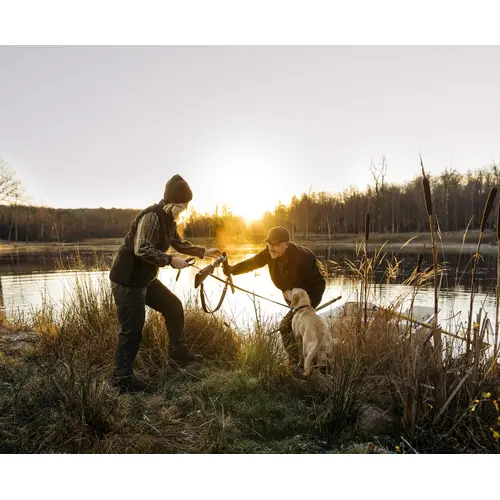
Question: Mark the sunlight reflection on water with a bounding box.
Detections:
[1,253,497,337]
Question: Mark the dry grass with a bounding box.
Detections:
[2,205,500,453]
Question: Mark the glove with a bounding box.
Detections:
[170,256,189,269]
[205,248,222,258]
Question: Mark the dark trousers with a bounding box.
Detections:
[279,294,323,364]
[111,279,185,377]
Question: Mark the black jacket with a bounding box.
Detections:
[230,242,326,307]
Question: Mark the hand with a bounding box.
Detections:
[205,248,222,258]
[170,256,189,270]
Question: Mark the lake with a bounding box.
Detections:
[0,244,499,337]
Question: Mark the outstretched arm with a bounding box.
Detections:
[169,223,207,259]
[229,248,269,275]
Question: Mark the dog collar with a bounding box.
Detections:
[293,305,311,313]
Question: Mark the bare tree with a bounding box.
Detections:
[369,154,387,195]
[0,158,23,204]
[370,155,388,232]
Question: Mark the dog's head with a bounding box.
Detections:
[284,288,311,308]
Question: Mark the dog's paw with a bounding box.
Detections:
[292,365,307,379]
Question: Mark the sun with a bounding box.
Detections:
[190,151,293,222]
[216,168,276,222]
[235,205,266,223]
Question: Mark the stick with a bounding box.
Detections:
[374,306,490,348]
[316,295,343,312]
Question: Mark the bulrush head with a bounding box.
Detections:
[480,186,497,232]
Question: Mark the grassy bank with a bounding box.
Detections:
[1,257,499,454]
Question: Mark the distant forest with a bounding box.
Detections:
[1,161,500,243]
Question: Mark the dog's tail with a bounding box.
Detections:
[304,338,321,376]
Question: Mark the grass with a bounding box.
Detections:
[1,253,500,454]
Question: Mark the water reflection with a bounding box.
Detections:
[1,246,498,335]
[316,246,499,293]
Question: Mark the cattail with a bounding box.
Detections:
[364,212,371,242]
[420,153,433,216]
[422,176,433,217]
[497,199,500,240]
[420,153,443,400]
[416,244,425,274]
[480,187,497,232]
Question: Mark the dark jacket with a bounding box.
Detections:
[230,242,326,307]
[109,201,204,287]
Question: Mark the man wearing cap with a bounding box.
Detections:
[224,226,326,364]
[109,174,221,392]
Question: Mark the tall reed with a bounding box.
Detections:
[466,186,497,361]
[407,244,425,340]
[495,199,500,359]
[420,155,442,376]
[363,212,370,326]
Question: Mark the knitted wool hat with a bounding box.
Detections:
[163,174,193,203]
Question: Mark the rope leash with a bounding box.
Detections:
[176,256,342,316]
[186,259,295,310]
[199,278,230,314]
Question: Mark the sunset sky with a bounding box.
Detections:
[1,45,500,220]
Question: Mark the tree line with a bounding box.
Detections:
[186,161,500,240]
[1,156,500,243]
[226,161,500,240]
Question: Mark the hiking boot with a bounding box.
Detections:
[112,374,148,393]
[168,343,202,365]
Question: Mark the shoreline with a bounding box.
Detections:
[1,232,499,257]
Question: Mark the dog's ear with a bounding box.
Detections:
[300,289,312,304]
[294,288,311,306]
[289,289,301,306]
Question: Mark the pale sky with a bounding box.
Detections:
[1,46,499,220]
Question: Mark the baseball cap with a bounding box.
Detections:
[264,226,291,245]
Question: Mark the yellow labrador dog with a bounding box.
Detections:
[284,288,334,376]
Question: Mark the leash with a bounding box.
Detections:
[176,254,294,312]
[176,256,344,318]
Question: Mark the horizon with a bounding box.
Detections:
[3,157,499,218]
